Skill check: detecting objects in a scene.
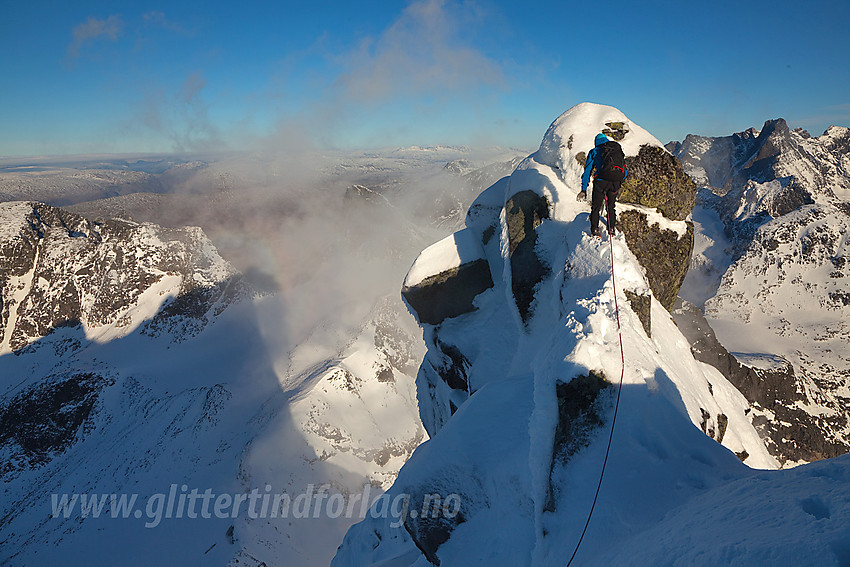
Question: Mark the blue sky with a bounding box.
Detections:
[2,0,849,156]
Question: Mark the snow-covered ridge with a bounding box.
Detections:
[330,103,850,567]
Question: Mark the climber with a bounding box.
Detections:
[578,133,627,237]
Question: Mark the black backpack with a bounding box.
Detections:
[595,141,626,183]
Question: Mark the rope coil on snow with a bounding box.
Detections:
[565,195,626,567]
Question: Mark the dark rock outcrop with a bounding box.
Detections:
[699,407,728,444]
[545,371,612,511]
[552,372,611,462]
[608,144,697,312]
[619,211,694,311]
[505,190,551,323]
[0,372,110,473]
[0,202,247,352]
[620,145,697,221]
[601,121,629,142]
[672,299,849,464]
[403,491,466,566]
[624,289,652,337]
[401,259,493,326]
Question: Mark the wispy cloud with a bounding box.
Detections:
[268,0,508,149]
[332,0,505,104]
[142,11,188,35]
[139,72,226,153]
[67,15,124,59]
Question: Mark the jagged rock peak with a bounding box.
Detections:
[673,114,850,465]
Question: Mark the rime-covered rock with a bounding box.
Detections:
[401,229,494,326]
[620,144,697,221]
[618,209,694,311]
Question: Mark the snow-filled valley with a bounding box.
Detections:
[2,104,849,566]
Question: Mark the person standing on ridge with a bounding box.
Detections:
[578,133,627,238]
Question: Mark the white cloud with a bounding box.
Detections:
[264,0,509,149]
[332,0,505,104]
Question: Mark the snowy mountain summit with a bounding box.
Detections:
[332,104,850,566]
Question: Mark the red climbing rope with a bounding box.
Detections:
[565,195,626,567]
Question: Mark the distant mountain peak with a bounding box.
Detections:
[0,201,248,355]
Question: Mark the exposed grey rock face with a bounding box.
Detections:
[0,201,248,353]
[619,210,694,312]
[505,190,551,323]
[614,144,697,312]
[672,299,847,464]
[620,145,697,222]
[401,259,493,326]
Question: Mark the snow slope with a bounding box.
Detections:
[329,104,850,567]
[0,202,428,567]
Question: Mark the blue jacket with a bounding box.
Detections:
[581,133,627,192]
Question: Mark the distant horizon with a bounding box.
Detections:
[1,112,845,163]
[0,143,531,164]
[3,0,849,156]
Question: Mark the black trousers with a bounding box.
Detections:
[590,178,619,233]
